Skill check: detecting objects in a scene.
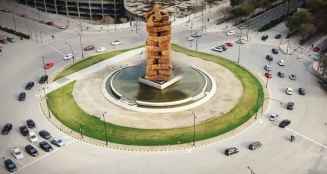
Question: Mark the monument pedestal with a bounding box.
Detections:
[138,75,182,90]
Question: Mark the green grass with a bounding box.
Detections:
[47,44,264,146]
[54,45,143,81]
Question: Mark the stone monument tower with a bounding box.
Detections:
[144,4,172,82]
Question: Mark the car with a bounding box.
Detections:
[289,74,296,80]
[261,35,268,41]
[266,55,273,61]
[277,71,285,78]
[225,42,233,47]
[235,38,248,44]
[19,125,29,136]
[39,130,52,140]
[38,75,48,84]
[224,147,239,156]
[111,40,121,46]
[26,119,36,129]
[312,47,320,52]
[46,21,54,25]
[28,131,38,143]
[25,144,38,157]
[269,113,279,121]
[39,141,53,152]
[25,81,35,90]
[285,88,294,95]
[10,147,24,160]
[275,34,282,39]
[4,159,17,173]
[191,32,202,38]
[211,47,224,52]
[264,64,272,71]
[187,36,194,41]
[279,119,291,128]
[63,53,74,60]
[286,102,294,110]
[278,59,286,66]
[1,123,13,135]
[265,72,272,78]
[18,92,26,101]
[83,45,95,51]
[226,30,236,36]
[50,138,65,147]
[298,88,306,95]
[96,47,106,52]
[248,141,262,150]
[7,37,15,43]
[44,62,54,70]
[272,48,279,54]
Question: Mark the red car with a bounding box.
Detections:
[44,62,54,70]
[312,47,320,52]
[265,72,272,79]
[225,42,233,47]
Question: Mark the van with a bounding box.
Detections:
[224,147,239,156]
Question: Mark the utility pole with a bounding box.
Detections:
[192,111,196,147]
[102,112,109,146]
[79,33,84,58]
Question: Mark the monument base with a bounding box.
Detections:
[138,75,183,90]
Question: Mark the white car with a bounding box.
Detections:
[28,131,38,143]
[111,40,121,46]
[191,32,202,38]
[187,36,194,41]
[11,147,24,160]
[63,53,74,60]
[226,30,236,36]
[211,47,224,52]
[285,87,294,95]
[264,64,273,71]
[278,59,286,66]
[269,113,279,121]
[235,38,248,44]
[96,47,106,52]
[50,138,65,147]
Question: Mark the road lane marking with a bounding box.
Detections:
[286,128,327,149]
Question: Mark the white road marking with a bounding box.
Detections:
[286,128,327,149]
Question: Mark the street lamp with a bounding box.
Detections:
[102,112,109,146]
[79,33,84,58]
[192,111,197,147]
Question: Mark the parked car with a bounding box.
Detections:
[25,81,35,90]
[18,92,26,101]
[285,88,294,95]
[274,34,282,39]
[83,45,95,51]
[191,32,202,38]
[289,74,296,80]
[25,144,38,157]
[278,59,286,66]
[44,62,54,70]
[19,125,29,136]
[261,35,268,41]
[224,147,239,156]
[226,30,236,36]
[39,130,51,140]
[39,141,53,152]
[272,48,279,54]
[269,113,279,121]
[264,64,273,71]
[50,138,65,147]
[63,53,74,60]
[28,131,38,143]
[286,102,295,110]
[211,46,224,52]
[96,47,106,52]
[26,119,36,129]
[10,147,24,160]
[265,72,272,78]
[277,71,285,78]
[298,88,306,95]
[4,159,17,173]
[225,42,233,47]
[248,141,262,150]
[313,47,320,52]
[279,119,291,128]
[187,36,194,41]
[266,55,273,61]
[111,40,121,46]
[1,123,13,135]
[38,75,48,84]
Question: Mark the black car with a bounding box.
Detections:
[19,125,29,136]
[83,45,95,51]
[4,159,17,173]
[277,71,285,78]
[266,55,273,61]
[275,34,282,39]
[25,144,39,157]
[25,81,35,90]
[289,74,296,80]
[26,119,36,129]
[1,123,13,135]
[39,141,53,152]
[39,130,51,140]
[279,119,291,128]
[261,35,268,41]
[298,88,306,95]
[272,48,279,54]
[224,147,239,156]
[248,141,262,150]
[38,75,48,84]
[286,102,295,110]
[18,92,26,101]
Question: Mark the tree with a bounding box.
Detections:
[231,3,255,17]
[230,0,242,6]
[286,9,313,32]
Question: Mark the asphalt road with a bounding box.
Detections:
[0,2,327,174]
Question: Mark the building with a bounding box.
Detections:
[17,0,126,21]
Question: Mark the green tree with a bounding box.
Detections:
[287,9,313,32]
[230,0,242,6]
[231,3,255,17]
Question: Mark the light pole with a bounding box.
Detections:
[192,111,197,147]
[247,166,255,174]
[102,112,109,146]
[79,33,84,58]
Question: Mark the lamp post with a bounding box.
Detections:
[192,111,197,147]
[79,33,84,58]
[102,112,109,146]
